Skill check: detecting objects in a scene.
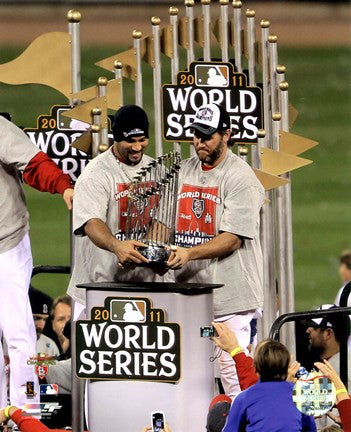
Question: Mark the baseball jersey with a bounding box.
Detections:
[67,147,163,305]
[0,116,72,254]
[174,150,265,316]
[0,116,40,253]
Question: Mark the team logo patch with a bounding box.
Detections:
[196,107,214,122]
[35,364,49,379]
[124,128,144,137]
[192,199,205,219]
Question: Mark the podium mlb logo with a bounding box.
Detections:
[110,299,146,323]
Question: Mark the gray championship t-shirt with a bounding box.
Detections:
[174,150,265,316]
[0,116,40,253]
[68,148,164,305]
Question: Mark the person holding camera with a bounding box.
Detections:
[222,339,316,431]
[211,321,301,390]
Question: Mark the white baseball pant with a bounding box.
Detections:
[0,234,39,408]
[215,311,255,399]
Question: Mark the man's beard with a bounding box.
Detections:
[307,342,324,358]
[198,137,225,166]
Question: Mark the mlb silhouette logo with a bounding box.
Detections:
[110,299,146,323]
[195,64,229,87]
[40,384,59,395]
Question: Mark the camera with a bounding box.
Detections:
[151,411,165,432]
[200,325,218,337]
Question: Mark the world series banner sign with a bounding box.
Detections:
[162,61,263,144]
[24,105,91,182]
[76,297,181,382]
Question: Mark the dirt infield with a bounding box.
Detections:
[0,2,350,47]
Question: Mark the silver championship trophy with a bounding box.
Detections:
[125,151,181,266]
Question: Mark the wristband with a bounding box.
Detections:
[4,405,12,420]
[335,388,348,396]
[230,346,243,357]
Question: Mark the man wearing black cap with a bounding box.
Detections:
[167,103,265,398]
[305,304,351,428]
[28,286,59,357]
[68,105,161,312]
[306,304,350,385]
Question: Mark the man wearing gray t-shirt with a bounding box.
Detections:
[167,103,265,398]
[67,105,163,317]
[0,114,73,409]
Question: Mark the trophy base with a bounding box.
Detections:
[138,245,170,267]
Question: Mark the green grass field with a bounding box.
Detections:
[1,44,350,310]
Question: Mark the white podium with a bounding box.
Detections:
[75,281,222,432]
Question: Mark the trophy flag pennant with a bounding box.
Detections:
[161,24,173,59]
[279,130,319,156]
[194,16,205,47]
[72,86,98,103]
[61,96,108,127]
[71,127,92,154]
[256,42,263,67]
[253,169,289,191]
[212,18,221,43]
[288,103,299,128]
[0,32,72,97]
[141,35,155,67]
[95,48,137,80]
[179,16,189,50]
[212,18,234,50]
[261,147,312,176]
[72,79,122,110]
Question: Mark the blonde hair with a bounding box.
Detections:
[253,339,290,382]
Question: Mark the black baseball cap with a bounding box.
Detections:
[112,105,149,142]
[29,285,53,315]
[185,103,231,135]
[303,304,338,328]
